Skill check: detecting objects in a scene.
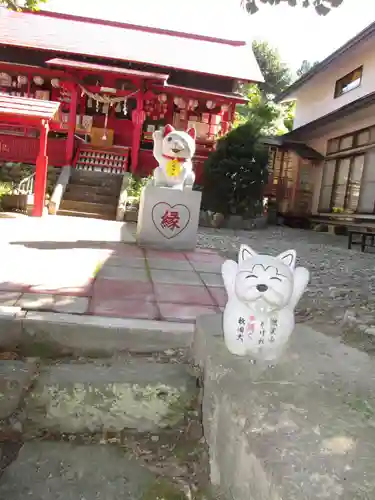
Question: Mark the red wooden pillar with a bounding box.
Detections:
[131,88,145,174]
[66,83,78,165]
[32,120,49,217]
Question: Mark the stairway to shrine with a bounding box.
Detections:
[0,315,209,498]
[58,169,123,220]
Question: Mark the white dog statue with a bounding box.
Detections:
[222,244,309,362]
[152,124,196,190]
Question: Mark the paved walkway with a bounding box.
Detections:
[0,216,225,323]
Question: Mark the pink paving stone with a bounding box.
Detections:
[0,291,22,306]
[145,249,188,261]
[208,287,228,307]
[109,244,145,257]
[92,279,155,301]
[154,283,215,306]
[185,251,224,263]
[29,283,93,297]
[0,281,29,292]
[158,302,219,323]
[89,297,159,320]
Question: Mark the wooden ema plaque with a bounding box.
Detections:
[74,144,129,174]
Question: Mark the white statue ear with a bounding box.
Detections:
[238,244,257,264]
[277,249,296,269]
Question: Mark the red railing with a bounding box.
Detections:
[0,134,67,167]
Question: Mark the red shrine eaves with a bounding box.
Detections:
[0,93,60,216]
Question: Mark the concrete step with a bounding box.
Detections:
[59,200,116,215]
[63,189,117,205]
[65,183,119,198]
[25,359,196,434]
[16,311,194,356]
[0,441,185,499]
[70,171,123,190]
[57,209,115,220]
[0,360,37,420]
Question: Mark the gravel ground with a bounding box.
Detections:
[197,226,375,354]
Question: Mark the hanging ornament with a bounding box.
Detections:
[96,100,100,112]
[102,103,109,115]
[206,100,216,110]
[178,98,186,109]
[51,78,60,88]
[17,75,28,86]
[221,103,229,112]
[188,99,199,110]
[102,104,110,141]
[115,102,121,113]
[87,97,93,108]
[0,73,11,86]
[158,93,167,103]
[33,76,44,86]
[123,99,127,116]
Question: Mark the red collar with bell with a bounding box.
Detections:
[162,154,184,161]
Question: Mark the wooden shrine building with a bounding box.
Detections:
[0,7,263,193]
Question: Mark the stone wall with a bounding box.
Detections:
[193,314,375,500]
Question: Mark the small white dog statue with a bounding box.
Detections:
[152,124,196,190]
[222,244,309,361]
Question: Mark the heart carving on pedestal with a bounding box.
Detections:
[152,202,191,239]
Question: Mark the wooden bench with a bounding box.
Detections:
[348,228,375,252]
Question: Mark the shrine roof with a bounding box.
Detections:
[153,84,249,103]
[0,9,264,83]
[0,93,60,124]
[46,58,169,81]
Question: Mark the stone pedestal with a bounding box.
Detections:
[136,185,202,251]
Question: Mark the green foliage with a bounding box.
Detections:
[237,41,294,134]
[202,121,268,217]
[242,0,344,16]
[126,174,151,201]
[252,41,292,97]
[0,0,47,9]
[296,59,320,78]
[236,84,292,135]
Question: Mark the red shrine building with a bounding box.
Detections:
[0,7,263,216]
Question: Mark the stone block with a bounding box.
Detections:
[0,442,159,499]
[25,360,196,433]
[193,314,375,500]
[21,311,194,356]
[136,184,202,251]
[0,307,25,349]
[0,360,37,420]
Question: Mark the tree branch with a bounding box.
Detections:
[242,0,344,15]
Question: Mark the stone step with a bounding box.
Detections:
[57,209,115,220]
[65,183,119,197]
[17,311,194,356]
[0,360,37,437]
[0,441,186,499]
[60,200,117,215]
[63,189,117,205]
[70,170,123,189]
[25,359,196,434]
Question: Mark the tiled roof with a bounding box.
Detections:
[0,9,264,82]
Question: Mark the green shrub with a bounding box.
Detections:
[127,174,152,201]
[202,121,268,217]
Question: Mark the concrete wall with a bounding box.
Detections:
[291,38,375,129]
